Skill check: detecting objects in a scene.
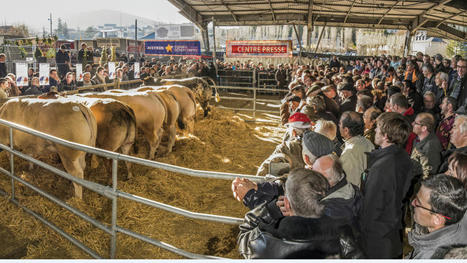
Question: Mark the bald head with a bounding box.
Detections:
[312,154,344,186]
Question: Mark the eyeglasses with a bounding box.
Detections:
[412,198,452,220]
[457,65,467,69]
[413,122,423,126]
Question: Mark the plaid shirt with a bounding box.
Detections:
[436,114,455,150]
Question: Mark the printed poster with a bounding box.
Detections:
[134,62,140,79]
[226,40,293,58]
[76,64,83,82]
[39,63,50,86]
[108,62,116,80]
[15,63,28,87]
[144,40,201,56]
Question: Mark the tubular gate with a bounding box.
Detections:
[0,119,273,259]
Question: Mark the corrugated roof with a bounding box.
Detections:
[168,0,467,41]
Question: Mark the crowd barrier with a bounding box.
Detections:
[0,118,273,259]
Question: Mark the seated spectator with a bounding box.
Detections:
[363,106,382,145]
[339,111,374,188]
[422,91,440,123]
[238,168,362,259]
[407,174,467,259]
[446,152,467,189]
[421,63,438,98]
[337,83,357,116]
[22,77,42,95]
[439,114,467,173]
[411,113,443,177]
[82,72,93,86]
[61,72,76,91]
[0,78,9,99]
[48,69,61,93]
[91,66,106,85]
[6,74,21,96]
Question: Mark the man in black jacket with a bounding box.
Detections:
[360,112,413,258]
[238,168,362,259]
[0,53,7,78]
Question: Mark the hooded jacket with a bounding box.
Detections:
[408,211,467,259]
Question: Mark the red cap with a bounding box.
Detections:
[286,112,312,129]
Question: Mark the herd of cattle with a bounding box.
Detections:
[0,77,215,199]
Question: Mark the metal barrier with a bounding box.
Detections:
[0,118,273,259]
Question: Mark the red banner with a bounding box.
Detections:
[226,40,292,58]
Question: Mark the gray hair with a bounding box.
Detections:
[314,119,337,141]
[285,168,329,218]
[437,72,449,83]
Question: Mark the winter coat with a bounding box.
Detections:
[439,146,467,173]
[408,210,467,259]
[340,135,374,188]
[339,94,357,116]
[238,202,364,259]
[360,144,413,258]
[411,133,443,177]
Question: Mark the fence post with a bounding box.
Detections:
[110,159,118,258]
[9,127,15,200]
[253,86,257,120]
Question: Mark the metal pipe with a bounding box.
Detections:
[9,127,14,200]
[0,166,112,235]
[253,85,257,119]
[110,159,118,259]
[117,191,244,225]
[9,198,102,259]
[116,226,221,259]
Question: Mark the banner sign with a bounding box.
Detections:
[15,63,28,86]
[108,62,116,80]
[76,64,83,82]
[226,40,293,58]
[144,40,201,56]
[134,62,140,79]
[39,63,50,85]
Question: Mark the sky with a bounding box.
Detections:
[1,0,189,32]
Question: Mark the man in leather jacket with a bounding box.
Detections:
[237,168,363,259]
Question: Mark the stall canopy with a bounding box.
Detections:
[168,0,466,41]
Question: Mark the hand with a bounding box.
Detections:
[276,195,292,216]
[231,178,257,202]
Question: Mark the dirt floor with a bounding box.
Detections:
[0,95,285,259]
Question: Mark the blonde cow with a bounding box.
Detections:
[0,98,97,199]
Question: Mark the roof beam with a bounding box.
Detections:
[435,10,465,28]
[377,0,401,25]
[423,20,466,40]
[168,0,204,29]
[308,0,313,28]
[219,0,238,22]
[344,0,357,24]
[267,0,277,22]
[410,0,453,33]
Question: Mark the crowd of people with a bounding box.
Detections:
[231,53,467,259]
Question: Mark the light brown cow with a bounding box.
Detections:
[139,85,197,135]
[134,87,180,154]
[80,90,166,160]
[0,98,97,199]
[145,77,213,117]
[67,96,136,177]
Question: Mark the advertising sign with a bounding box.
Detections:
[39,63,50,86]
[108,62,116,80]
[134,62,140,79]
[15,63,28,87]
[76,64,83,82]
[144,40,201,56]
[226,40,293,58]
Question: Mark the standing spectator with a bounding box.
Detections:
[363,106,382,146]
[339,111,374,188]
[422,91,440,123]
[421,63,438,99]
[55,45,70,79]
[435,71,449,102]
[436,97,457,150]
[407,174,467,259]
[330,55,341,69]
[275,64,287,89]
[439,114,467,173]
[337,83,357,116]
[0,78,9,99]
[404,60,424,94]
[411,113,443,177]
[91,66,106,85]
[22,77,42,95]
[77,43,90,65]
[360,112,413,259]
[450,58,467,108]
[0,53,6,78]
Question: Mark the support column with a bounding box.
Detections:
[314,23,327,53]
[293,24,302,64]
[212,17,217,61]
[403,30,413,57]
[201,25,210,53]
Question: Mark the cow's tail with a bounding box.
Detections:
[78,103,97,147]
[120,102,137,155]
[185,88,198,121]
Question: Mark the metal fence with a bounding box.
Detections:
[0,118,272,259]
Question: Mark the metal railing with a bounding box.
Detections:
[0,118,272,259]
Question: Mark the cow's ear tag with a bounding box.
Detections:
[215,93,220,103]
[72,106,80,112]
